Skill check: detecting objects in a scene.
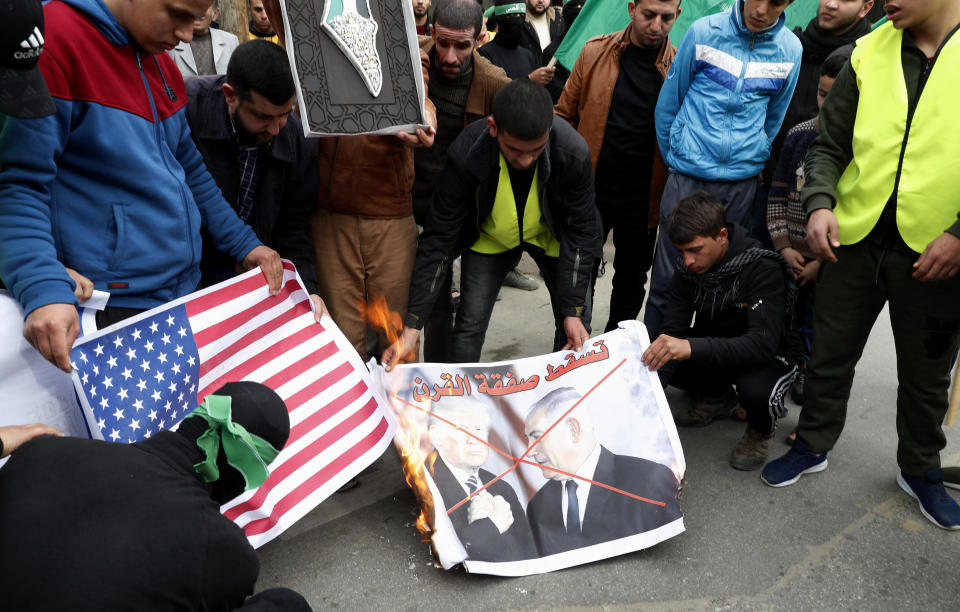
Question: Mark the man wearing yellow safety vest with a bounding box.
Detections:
[383,79,602,367]
[762,0,960,530]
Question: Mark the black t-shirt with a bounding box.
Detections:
[595,44,662,198]
[507,162,536,222]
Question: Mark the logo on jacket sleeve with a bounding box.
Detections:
[14,26,44,61]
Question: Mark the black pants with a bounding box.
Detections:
[593,193,657,333]
[668,357,798,434]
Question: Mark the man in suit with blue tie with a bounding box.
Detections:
[524,387,682,556]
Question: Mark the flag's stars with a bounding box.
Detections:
[174,345,184,356]
[183,374,191,384]
[94,344,105,356]
[157,352,168,364]
[89,386,97,398]
[121,367,133,380]
[132,398,144,412]
[144,429,152,438]
[151,390,162,402]
[181,401,189,412]
[144,340,155,353]
[129,419,140,431]
[81,372,89,384]
[166,314,175,326]
[71,360,78,371]
[126,347,137,360]
[113,336,123,349]
[177,392,184,402]
[118,388,129,400]
[168,381,177,393]
[131,328,142,341]
[154,370,165,383]
[79,351,88,364]
[171,363,181,375]
[139,359,151,372]
[187,356,196,367]
[161,333,171,345]
[169,408,177,419]
[148,409,158,421]
[92,364,99,376]
[97,417,106,430]
[177,326,187,338]
[112,407,125,420]
[106,355,118,369]
[101,376,113,389]
[99,396,109,409]
[150,320,159,333]
[159,419,166,429]
[136,379,147,392]
[109,429,121,442]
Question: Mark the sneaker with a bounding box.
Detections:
[673,389,739,427]
[729,425,774,471]
[943,467,960,491]
[897,470,960,530]
[503,268,539,291]
[790,365,805,405]
[760,439,828,487]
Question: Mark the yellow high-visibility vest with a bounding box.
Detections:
[834,22,960,253]
[471,154,560,257]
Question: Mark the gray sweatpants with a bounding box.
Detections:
[643,172,759,336]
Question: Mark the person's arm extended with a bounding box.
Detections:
[654,26,697,156]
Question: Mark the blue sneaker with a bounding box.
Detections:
[760,439,828,487]
[897,470,960,530]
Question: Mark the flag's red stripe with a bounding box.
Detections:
[198,299,312,379]
[240,418,390,535]
[225,396,380,521]
[261,340,343,392]
[186,262,297,317]
[196,324,323,399]
[193,278,305,349]
[282,360,357,413]
[287,377,368,438]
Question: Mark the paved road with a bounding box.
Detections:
[257,249,960,611]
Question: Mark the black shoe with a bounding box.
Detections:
[674,389,739,427]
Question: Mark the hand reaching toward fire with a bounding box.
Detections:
[466,491,514,533]
[381,326,419,371]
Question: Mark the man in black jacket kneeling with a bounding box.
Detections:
[384,79,602,367]
[642,192,802,471]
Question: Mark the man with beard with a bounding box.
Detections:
[555,0,680,333]
[414,0,509,361]
[185,40,327,319]
[413,0,432,35]
[249,0,279,44]
[480,0,555,84]
[520,0,564,66]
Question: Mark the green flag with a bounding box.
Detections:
[554,0,819,71]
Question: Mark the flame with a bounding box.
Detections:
[361,295,402,346]
[394,402,435,539]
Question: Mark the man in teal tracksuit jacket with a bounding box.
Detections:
[645,0,801,335]
[0,0,282,373]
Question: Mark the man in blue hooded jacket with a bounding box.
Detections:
[0,0,282,374]
[644,0,801,336]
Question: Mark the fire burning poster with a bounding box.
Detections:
[277,0,427,136]
[373,321,685,576]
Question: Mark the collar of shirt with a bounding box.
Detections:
[560,443,602,529]
[444,459,482,498]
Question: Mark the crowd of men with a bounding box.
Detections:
[0,0,959,604]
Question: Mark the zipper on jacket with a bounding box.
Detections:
[572,248,580,287]
[153,55,178,102]
[429,257,448,294]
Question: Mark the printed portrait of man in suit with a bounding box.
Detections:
[427,398,538,562]
[524,387,682,556]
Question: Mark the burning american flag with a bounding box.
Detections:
[70,261,396,547]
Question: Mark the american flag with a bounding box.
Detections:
[70,261,396,547]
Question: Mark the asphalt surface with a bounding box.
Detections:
[256,247,960,611]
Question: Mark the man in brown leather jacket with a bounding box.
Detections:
[554,0,679,333]
[264,0,437,361]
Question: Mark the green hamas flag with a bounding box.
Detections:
[553,0,819,71]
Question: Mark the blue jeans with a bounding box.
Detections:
[450,247,593,362]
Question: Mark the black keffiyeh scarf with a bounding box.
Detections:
[675,247,798,323]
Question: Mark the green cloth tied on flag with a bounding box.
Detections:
[191,394,281,490]
[494,2,526,15]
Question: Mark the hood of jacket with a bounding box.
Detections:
[60,0,133,47]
